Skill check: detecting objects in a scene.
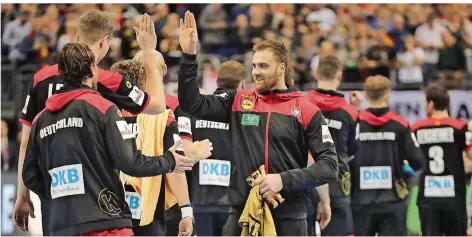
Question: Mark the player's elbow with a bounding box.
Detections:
[144,98,166,115]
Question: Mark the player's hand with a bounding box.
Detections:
[12,195,35,232]
[169,140,194,172]
[252,174,283,199]
[316,201,331,230]
[192,139,213,161]
[179,11,198,55]
[134,13,157,52]
[349,91,363,108]
[178,217,193,236]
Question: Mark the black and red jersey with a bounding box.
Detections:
[350,108,425,209]
[307,89,358,199]
[19,64,151,126]
[22,85,175,236]
[178,54,338,219]
[412,117,472,209]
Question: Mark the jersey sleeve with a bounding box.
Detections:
[22,121,46,198]
[178,53,236,123]
[174,106,193,141]
[402,126,425,171]
[463,121,472,152]
[99,74,151,115]
[19,84,38,126]
[163,117,179,151]
[280,111,339,192]
[104,105,175,177]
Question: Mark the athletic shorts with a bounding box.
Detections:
[352,203,406,236]
[419,205,467,236]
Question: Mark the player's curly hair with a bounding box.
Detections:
[58,43,95,86]
[110,60,145,89]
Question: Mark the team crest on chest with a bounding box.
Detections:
[291,106,301,118]
[241,95,255,111]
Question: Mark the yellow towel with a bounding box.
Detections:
[120,109,171,226]
[239,166,282,237]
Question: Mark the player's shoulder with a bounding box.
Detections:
[33,64,60,88]
[77,91,116,115]
[97,68,123,93]
[340,103,359,121]
[412,117,467,131]
[388,111,409,128]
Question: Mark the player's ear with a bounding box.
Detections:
[279,63,286,77]
[313,70,320,81]
[162,65,168,76]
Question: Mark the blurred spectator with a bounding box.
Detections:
[1,4,17,37]
[231,14,251,55]
[339,37,365,83]
[356,21,377,55]
[1,120,18,171]
[248,4,270,45]
[293,33,316,85]
[199,4,228,53]
[154,3,170,38]
[415,13,446,85]
[437,31,467,71]
[368,6,393,31]
[445,11,472,48]
[397,35,424,84]
[389,14,410,53]
[365,28,397,78]
[305,4,337,32]
[160,13,182,68]
[57,19,77,52]
[3,8,32,61]
[120,17,139,60]
[310,40,336,74]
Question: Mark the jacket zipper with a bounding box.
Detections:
[264,92,272,174]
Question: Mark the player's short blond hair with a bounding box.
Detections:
[364,75,392,101]
[133,50,166,75]
[77,10,113,45]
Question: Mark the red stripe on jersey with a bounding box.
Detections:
[165,93,179,112]
[341,104,359,121]
[19,118,32,126]
[32,109,47,124]
[33,64,59,88]
[97,68,122,93]
[167,114,176,126]
[412,117,467,131]
[181,135,192,141]
[77,92,115,114]
[231,90,320,129]
[359,111,408,128]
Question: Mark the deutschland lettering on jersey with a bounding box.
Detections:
[351,108,425,207]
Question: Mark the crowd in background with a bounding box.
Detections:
[2,3,472,171]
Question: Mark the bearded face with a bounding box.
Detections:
[252,49,284,93]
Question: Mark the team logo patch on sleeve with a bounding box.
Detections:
[128,86,145,106]
[125,80,132,88]
[321,125,334,143]
[178,117,192,135]
[116,120,135,139]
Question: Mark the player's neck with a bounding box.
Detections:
[430,110,449,119]
[317,80,338,91]
[367,100,388,108]
[271,79,288,90]
[83,80,93,88]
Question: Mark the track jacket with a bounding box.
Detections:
[178,53,338,219]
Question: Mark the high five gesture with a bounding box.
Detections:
[179,11,198,55]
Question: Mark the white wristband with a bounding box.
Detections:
[180,205,193,220]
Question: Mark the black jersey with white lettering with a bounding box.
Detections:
[412,117,472,209]
[22,85,175,236]
[350,108,425,208]
[307,89,358,199]
[190,88,233,213]
[19,64,150,126]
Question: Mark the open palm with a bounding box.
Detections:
[179,11,198,55]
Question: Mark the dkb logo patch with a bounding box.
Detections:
[48,164,85,199]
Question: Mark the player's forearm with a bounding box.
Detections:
[178,53,203,115]
[181,139,197,159]
[166,172,191,206]
[143,50,165,114]
[17,125,31,198]
[315,184,330,204]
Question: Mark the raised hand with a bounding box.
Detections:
[179,10,198,55]
[133,13,157,52]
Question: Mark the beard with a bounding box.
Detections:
[254,70,279,93]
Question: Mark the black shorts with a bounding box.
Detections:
[223,213,308,236]
[352,203,406,236]
[194,212,229,236]
[419,205,467,236]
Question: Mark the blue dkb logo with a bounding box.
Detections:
[363,169,389,180]
[51,168,80,187]
[202,162,229,176]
